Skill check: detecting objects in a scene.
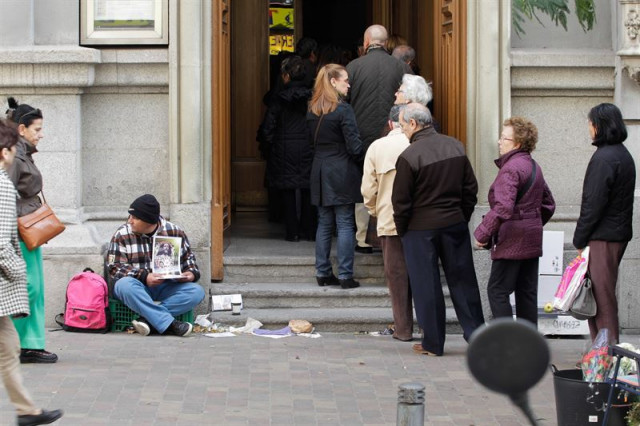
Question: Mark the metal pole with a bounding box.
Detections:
[397,382,425,426]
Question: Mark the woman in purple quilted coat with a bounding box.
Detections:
[474,117,555,326]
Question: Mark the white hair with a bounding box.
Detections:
[401,74,433,106]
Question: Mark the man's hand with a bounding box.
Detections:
[145,273,166,287]
[577,248,584,258]
[177,271,195,283]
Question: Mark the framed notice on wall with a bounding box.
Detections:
[80,0,168,46]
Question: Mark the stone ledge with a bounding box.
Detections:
[0,46,101,64]
[511,49,615,67]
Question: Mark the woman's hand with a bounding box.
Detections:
[475,239,488,249]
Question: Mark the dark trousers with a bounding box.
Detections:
[282,189,316,240]
[380,236,413,340]
[402,222,484,355]
[587,240,627,343]
[487,258,539,326]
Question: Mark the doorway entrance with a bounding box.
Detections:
[211,0,467,280]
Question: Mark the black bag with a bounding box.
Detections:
[569,274,597,320]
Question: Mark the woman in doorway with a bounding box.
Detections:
[473,117,555,326]
[0,119,63,425]
[573,103,635,343]
[5,98,57,364]
[308,64,363,289]
[258,55,316,242]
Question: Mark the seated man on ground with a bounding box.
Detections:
[107,194,205,337]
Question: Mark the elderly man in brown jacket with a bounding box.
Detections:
[392,103,484,357]
[361,105,413,341]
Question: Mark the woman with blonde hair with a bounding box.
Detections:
[307,64,364,289]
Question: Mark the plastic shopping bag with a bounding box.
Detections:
[553,246,590,311]
[580,328,613,382]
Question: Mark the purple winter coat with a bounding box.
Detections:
[474,149,555,260]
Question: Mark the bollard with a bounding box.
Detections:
[397,382,425,426]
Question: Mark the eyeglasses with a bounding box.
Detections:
[499,135,513,142]
[396,90,404,94]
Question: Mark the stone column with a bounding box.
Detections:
[467,1,512,319]
[615,0,640,333]
[168,0,213,285]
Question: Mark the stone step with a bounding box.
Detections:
[211,282,454,309]
[208,306,463,333]
[223,253,386,284]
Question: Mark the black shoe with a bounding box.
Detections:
[20,349,58,364]
[166,320,193,337]
[355,246,373,254]
[339,278,360,289]
[18,409,63,426]
[316,274,340,287]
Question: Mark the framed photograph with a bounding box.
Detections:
[152,236,182,279]
[80,0,169,46]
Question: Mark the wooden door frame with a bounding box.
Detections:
[211,0,231,281]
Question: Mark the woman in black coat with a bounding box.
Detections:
[258,56,315,241]
[307,64,364,289]
[573,103,636,343]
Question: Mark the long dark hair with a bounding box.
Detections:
[6,97,43,128]
[588,103,627,146]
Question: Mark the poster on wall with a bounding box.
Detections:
[80,0,168,46]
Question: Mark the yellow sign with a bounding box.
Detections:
[269,34,294,55]
[269,8,294,30]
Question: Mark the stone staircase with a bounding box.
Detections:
[213,248,462,333]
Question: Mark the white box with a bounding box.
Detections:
[538,275,561,308]
[538,313,589,336]
[539,231,564,275]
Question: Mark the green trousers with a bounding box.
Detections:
[11,242,45,350]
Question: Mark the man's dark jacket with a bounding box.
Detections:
[392,127,478,236]
[573,143,636,249]
[346,47,411,150]
[307,102,364,207]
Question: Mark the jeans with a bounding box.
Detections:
[114,277,205,333]
[315,204,356,279]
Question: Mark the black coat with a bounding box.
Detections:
[308,102,364,206]
[258,82,313,189]
[573,143,636,249]
[346,47,412,149]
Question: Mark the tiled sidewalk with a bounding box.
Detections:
[0,330,591,425]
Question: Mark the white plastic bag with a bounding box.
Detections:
[553,246,590,311]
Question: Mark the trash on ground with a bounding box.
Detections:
[252,326,292,338]
[204,332,236,338]
[229,317,263,334]
[289,319,313,334]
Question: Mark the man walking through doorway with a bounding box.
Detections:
[347,24,412,253]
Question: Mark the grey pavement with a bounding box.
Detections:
[0,329,597,426]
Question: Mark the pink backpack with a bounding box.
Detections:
[55,268,112,333]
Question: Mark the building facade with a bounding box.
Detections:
[0,0,638,332]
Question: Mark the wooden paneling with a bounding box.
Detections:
[211,0,231,281]
[432,0,466,143]
[231,0,269,208]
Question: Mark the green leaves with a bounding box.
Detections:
[512,0,596,37]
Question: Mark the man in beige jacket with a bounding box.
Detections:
[361,105,413,341]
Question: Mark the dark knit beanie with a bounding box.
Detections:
[128,194,160,224]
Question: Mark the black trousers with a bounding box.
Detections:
[402,222,484,355]
[282,188,316,240]
[487,258,539,326]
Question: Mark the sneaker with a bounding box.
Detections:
[17,408,63,426]
[166,320,193,337]
[132,318,151,336]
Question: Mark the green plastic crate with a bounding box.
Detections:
[109,298,194,332]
